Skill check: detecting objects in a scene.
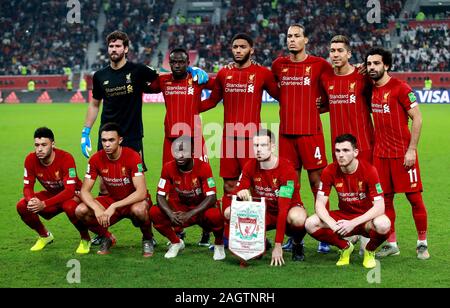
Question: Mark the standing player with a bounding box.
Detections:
[201,33,279,199]
[17,127,90,254]
[76,123,155,256]
[150,136,225,259]
[320,35,375,253]
[80,30,157,245]
[147,48,214,166]
[366,47,429,260]
[81,30,158,164]
[147,47,214,246]
[272,24,333,253]
[224,129,308,265]
[82,31,207,245]
[305,134,391,268]
[320,35,374,162]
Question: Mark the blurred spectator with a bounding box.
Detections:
[0,0,98,75]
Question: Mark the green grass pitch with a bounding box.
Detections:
[0,103,449,288]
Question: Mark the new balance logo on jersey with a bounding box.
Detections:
[103,80,109,85]
[123,178,131,185]
[247,84,255,93]
[187,87,194,95]
[383,104,390,113]
[350,94,356,103]
[304,77,311,86]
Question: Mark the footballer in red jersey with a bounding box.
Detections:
[150,136,225,259]
[200,33,279,198]
[147,48,213,165]
[305,134,390,268]
[222,129,308,266]
[320,35,375,163]
[366,47,429,260]
[272,24,332,253]
[16,127,90,253]
[77,123,155,257]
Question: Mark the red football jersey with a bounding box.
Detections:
[371,77,418,158]
[157,159,217,206]
[23,148,82,207]
[202,63,279,137]
[320,68,374,152]
[272,55,333,135]
[148,73,214,137]
[237,158,302,242]
[318,160,384,215]
[86,147,144,201]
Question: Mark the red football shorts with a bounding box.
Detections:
[220,136,254,179]
[373,155,423,194]
[279,133,328,170]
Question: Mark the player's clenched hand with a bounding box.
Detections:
[187,66,209,84]
[171,211,184,226]
[27,198,45,213]
[237,189,252,201]
[404,148,416,168]
[335,219,356,236]
[81,127,92,158]
[102,207,116,227]
[175,211,192,225]
[94,207,106,226]
[270,244,285,266]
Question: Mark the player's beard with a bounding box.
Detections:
[109,51,125,63]
[369,68,385,81]
[233,52,251,65]
[288,46,304,56]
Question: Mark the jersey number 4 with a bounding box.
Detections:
[314,147,322,160]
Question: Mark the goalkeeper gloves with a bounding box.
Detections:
[187,66,209,84]
[81,126,92,158]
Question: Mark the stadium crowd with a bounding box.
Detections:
[393,24,450,72]
[1,0,449,75]
[0,0,98,75]
[91,0,174,70]
[168,0,405,71]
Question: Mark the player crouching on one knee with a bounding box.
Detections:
[305,134,391,268]
[150,135,225,260]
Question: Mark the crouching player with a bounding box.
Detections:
[305,134,391,268]
[222,129,308,266]
[150,136,225,259]
[76,122,155,256]
[17,127,90,253]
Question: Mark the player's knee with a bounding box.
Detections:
[130,203,148,220]
[287,207,307,227]
[149,205,161,221]
[305,215,320,233]
[62,200,78,214]
[206,208,224,226]
[223,180,237,195]
[374,215,391,235]
[75,204,90,220]
[223,207,231,220]
[16,199,28,214]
